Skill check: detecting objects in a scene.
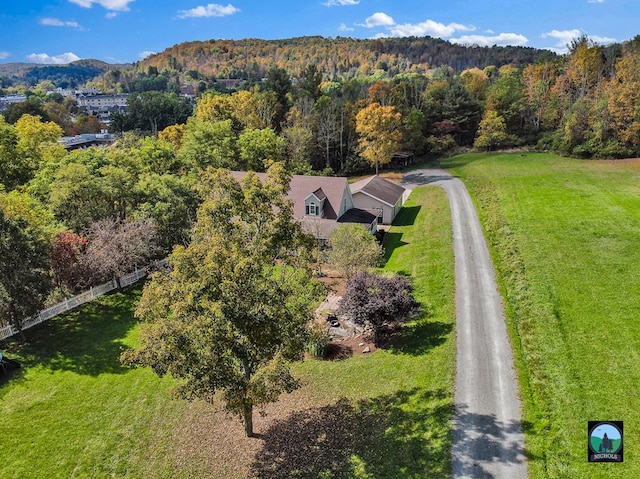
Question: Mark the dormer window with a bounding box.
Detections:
[306,202,319,216]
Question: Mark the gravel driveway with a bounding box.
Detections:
[402,169,528,479]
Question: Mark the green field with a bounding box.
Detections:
[1,185,455,478]
[444,152,640,478]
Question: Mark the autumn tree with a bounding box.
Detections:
[122,164,319,437]
[82,218,158,288]
[607,52,640,147]
[355,102,402,175]
[474,110,509,151]
[51,230,88,292]
[327,223,383,279]
[282,125,314,174]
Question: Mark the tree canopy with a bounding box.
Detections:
[122,163,320,437]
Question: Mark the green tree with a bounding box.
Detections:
[355,103,402,175]
[485,66,526,137]
[122,164,319,437]
[238,127,284,171]
[178,119,239,170]
[112,92,192,136]
[264,66,292,132]
[298,63,323,101]
[327,223,383,279]
[0,116,23,190]
[0,210,51,339]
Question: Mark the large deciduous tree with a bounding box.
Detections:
[355,102,402,175]
[82,218,158,288]
[0,210,51,339]
[122,164,319,437]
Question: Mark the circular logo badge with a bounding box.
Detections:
[589,422,622,455]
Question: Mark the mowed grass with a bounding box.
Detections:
[0,185,455,478]
[0,289,183,478]
[443,152,640,478]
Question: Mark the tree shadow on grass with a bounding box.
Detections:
[385,317,453,357]
[1,287,140,377]
[250,388,453,479]
[452,404,533,478]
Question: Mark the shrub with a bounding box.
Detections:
[305,322,331,358]
[338,271,418,344]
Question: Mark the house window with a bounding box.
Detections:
[306,202,318,216]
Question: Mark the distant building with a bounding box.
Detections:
[215,78,246,89]
[179,84,196,97]
[75,93,129,124]
[76,93,129,109]
[58,130,115,150]
[0,94,28,111]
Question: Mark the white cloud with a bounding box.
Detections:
[588,0,604,3]
[105,12,118,19]
[177,3,240,19]
[360,12,395,28]
[390,20,475,38]
[338,23,354,32]
[450,32,528,47]
[542,28,582,46]
[0,51,10,60]
[324,0,359,5]
[139,51,156,60]
[68,0,133,11]
[541,29,616,53]
[591,34,616,44]
[40,17,82,28]
[26,52,81,64]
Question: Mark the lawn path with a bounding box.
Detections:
[402,169,527,478]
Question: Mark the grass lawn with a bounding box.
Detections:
[443,152,640,478]
[0,185,455,478]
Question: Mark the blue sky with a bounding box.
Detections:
[0,0,635,65]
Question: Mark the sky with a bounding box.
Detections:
[0,0,636,65]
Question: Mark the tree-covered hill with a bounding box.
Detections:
[138,35,553,80]
[0,59,131,88]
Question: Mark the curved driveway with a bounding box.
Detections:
[402,170,528,479]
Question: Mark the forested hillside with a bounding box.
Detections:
[139,36,550,80]
[0,59,130,88]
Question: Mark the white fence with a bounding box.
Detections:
[0,266,150,341]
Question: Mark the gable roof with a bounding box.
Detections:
[231,172,349,220]
[350,175,406,207]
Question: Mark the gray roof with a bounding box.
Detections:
[350,175,406,207]
[231,171,348,220]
